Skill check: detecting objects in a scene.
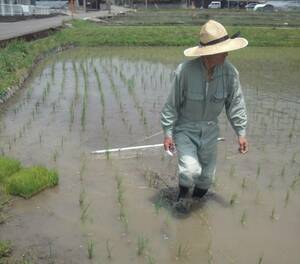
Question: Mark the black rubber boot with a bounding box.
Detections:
[174,186,192,215]
[177,185,189,201]
[192,187,208,199]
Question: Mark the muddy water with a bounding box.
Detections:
[0,47,300,263]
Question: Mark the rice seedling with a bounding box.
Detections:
[146,255,156,264]
[80,202,91,223]
[52,149,59,162]
[79,188,86,207]
[51,62,55,82]
[290,175,300,190]
[258,254,264,264]
[255,190,262,205]
[268,177,274,189]
[137,234,148,256]
[270,207,279,222]
[60,136,64,150]
[79,158,86,182]
[280,165,286,178]
[256,163,261,179]
[106,239,113,259]
[284,189,290,208]
[87,239,95,259]
[229,164,235,178]
[241,177,247,189]
[0,240,13,258]
[51,102,56,113]
[38,132,43,145]
[230,193,238,206]
[176,242,189,260]
[240,210,247,226]
[154,198,163,215]
[291,152,297,164]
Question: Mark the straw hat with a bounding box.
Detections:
[184,20,248,57]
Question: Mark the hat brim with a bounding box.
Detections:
[184,37,248,57]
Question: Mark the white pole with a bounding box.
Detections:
[91,138,225,155]
[91,143,164,154]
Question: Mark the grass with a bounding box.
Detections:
[1,16,300,98]
[5,166,59,199]
[0,156,22,184]
[0,240,13,258]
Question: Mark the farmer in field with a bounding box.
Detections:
[161,20,248,213]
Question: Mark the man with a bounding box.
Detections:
[160,20,248,213]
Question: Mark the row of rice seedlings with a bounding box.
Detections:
[80,62,88,131]
[93,66,106,127]
[119,70,149,132]
[72,61,80,102]
[59,61,66,96]
[68,99,75,131]
[103,66,132,132]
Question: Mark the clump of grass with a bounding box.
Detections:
[5,166,59,199]
[0,156,22,184]
[87,239,95,259]
[137,234,148,256]
[176,242,189,260]
[0,240,13,258]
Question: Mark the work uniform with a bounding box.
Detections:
[161,57,247,190]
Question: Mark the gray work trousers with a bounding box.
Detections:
[174,121,219,190]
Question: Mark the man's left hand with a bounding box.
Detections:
[238,136,248,154]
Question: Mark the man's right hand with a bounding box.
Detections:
[163,136,175,152]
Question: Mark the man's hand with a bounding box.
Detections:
[163,136,175,153]
[238,136,248,154]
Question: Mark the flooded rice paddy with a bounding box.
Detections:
[0,47,300,263]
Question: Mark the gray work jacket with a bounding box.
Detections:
[160,57,247,138]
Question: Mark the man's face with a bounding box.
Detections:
[207,52,228,66]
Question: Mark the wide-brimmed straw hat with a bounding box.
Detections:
[184,20,248,57]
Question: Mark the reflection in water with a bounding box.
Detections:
[0,47,299,263]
